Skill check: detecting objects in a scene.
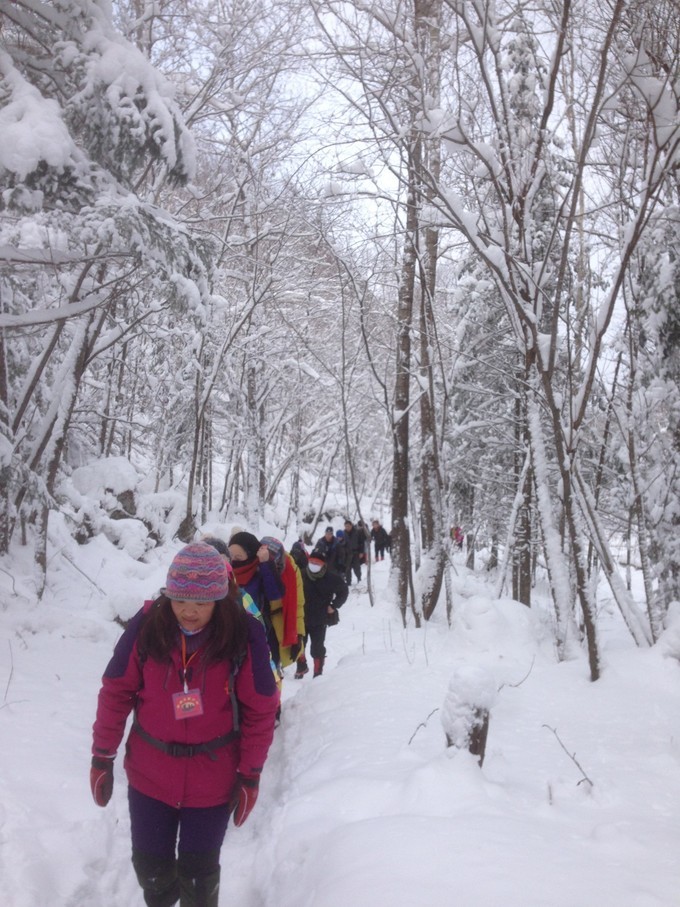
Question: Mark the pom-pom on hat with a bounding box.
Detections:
[165,542,229,603]
[228,531,260,561]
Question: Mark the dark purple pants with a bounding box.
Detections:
[128,786,231,858]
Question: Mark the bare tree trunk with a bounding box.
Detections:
[586,350,623,577]
[0,323,11,554]
[460,483,475,571]
[624,323,663,640]
[532,369,604,680]
[391,144,419,628]
[244,361,260,525]
[207,413,213,516]
[32,312,107,582]
[416,0,447,622]
[512,465,533,605]
[512,364,532,606]
[527,394,583,663]
[574,467,653,647]
[99,356,116,456]
[12,319,93,530]
[220,442,241,514]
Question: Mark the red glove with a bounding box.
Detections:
[229,773,260,826]
[90,756,114,807]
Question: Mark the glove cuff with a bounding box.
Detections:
[238,772,260,788]
[91,755,114,770]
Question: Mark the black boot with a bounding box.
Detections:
[177,851,220,907]
[132,850,179,907]
[295,656,309,678]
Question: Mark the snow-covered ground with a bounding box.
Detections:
[1,521,679,906]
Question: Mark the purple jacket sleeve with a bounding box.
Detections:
[235,614,279,775]
[258,561,285,601]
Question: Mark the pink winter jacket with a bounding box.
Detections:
[92,605,279,808]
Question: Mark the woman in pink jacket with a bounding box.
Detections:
[90,542,279,907]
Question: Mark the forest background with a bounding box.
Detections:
[1,0,680,681]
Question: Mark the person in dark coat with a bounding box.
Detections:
[90,542,279,907]
[333,529,348,578]
[289,539,309,571]
[342,519,363,585]
[371,520,390,561]
[228,531,285,667]
[357,520,371,565]
[315,526,339,571]
[293,529,336,680]
[301,548,348,677]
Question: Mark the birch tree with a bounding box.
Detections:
[415,0,678,676]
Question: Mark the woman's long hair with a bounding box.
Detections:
[138,578,248,664]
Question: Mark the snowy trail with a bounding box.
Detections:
[219,567,680,907]
[1,551,679,906]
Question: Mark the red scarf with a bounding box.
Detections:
[280,555,300,647]
[232,557,258,588]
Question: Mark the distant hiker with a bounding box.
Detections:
[291,537,318,678]
[315,525,340,572]
[203,536,280,692]
[228,531,287,667]
[227,531,290,725]
[301,547,348,677]
[317,524,336,552]
[342,519,363,586]
[259,535,307,681]
[288,539,310,677]
[370,520,390,561]
[90,542,278,907]
[289,539,309,572]
[259,535,306,667]
[451,526,464,550]
[357,520,371,564]
[333,529,348,578]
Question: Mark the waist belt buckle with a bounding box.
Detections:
[170,742,194,757]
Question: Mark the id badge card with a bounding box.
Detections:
[173,689,204,719]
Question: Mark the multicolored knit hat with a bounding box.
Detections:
[165,542,229,602]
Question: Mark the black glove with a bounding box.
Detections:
[290,634,305,661]
[90,755,114,807]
